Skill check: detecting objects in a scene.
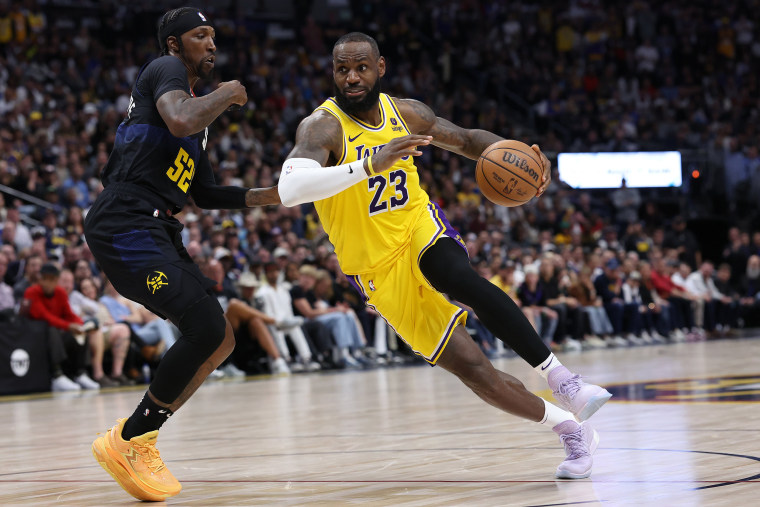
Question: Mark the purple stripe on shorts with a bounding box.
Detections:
[347,274,368,303]
[429,308,466,364]
[431,202,467,252]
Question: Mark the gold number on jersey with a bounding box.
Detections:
[166,147,196,193]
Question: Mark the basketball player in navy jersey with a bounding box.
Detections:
[86,7,280,501]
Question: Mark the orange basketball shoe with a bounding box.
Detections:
[92,418,181,501]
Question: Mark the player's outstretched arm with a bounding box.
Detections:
[278,112,430,207]
[245,187,280,207]
[157,80,247,138]
[396,98,551,195]
[190,150,280,208]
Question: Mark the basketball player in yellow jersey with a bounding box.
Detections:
[278,32,611,479]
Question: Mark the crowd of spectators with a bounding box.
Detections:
[2,0,760,392]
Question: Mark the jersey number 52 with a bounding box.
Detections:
[166,147,195,193]
[368,170,409,216]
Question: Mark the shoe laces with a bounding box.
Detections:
[555,374,583,397]
[135,441,166,473]
[560,427,589,460]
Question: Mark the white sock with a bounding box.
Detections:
[534,353,562,380]
[540,399,575,426]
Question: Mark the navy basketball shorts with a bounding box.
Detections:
[84,186,216,324]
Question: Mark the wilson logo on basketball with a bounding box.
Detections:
[502,152,540,182]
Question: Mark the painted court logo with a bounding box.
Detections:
[604,375,760,403]
[146,271,169,294]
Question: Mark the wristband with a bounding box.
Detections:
[367,155,375,174]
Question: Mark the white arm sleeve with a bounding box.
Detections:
[278,157,367,207]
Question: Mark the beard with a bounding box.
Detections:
[334,78,382,116]
[196,56,214,80]
[178,43,214,80]
[196,62,216,81]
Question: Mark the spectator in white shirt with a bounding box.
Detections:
[685,261,732,333]
[256,263,321,371]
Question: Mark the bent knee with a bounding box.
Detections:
[179,296,230,355]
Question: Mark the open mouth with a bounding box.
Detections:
[205,56,215,66]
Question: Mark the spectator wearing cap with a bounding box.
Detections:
[272,246,291,281]
[232,271,292,374]
[215,270,293,376]
[257,262,322,372]
[23,263,100,391]
[592,258,632,347]
[213,247,241,293]
[39,208,67,261]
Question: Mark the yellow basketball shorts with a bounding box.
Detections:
[347,202,467,364]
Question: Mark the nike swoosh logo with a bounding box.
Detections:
[541,357,554,370]
[348,132,363,142]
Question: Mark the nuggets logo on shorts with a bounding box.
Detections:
[146,271,168,294]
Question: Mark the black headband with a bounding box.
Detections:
[158,9,213,51]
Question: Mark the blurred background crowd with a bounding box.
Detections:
[2,0,760,392]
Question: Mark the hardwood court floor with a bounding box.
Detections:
[1,338,759,506]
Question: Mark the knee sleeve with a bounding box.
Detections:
[177,295,229,356]
[149,295,231,404]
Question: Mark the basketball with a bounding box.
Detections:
[475,140,544,207]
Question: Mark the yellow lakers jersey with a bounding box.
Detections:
[314,93,431,274]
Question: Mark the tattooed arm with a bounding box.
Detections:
[285,110,346,168]
[396,98,502,160]
[157,80,247,138]
[395,98,551,194]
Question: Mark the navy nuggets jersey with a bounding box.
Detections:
[102,56,208,213]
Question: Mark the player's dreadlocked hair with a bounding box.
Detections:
[332,32,380,60]
[157,7,197,55]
